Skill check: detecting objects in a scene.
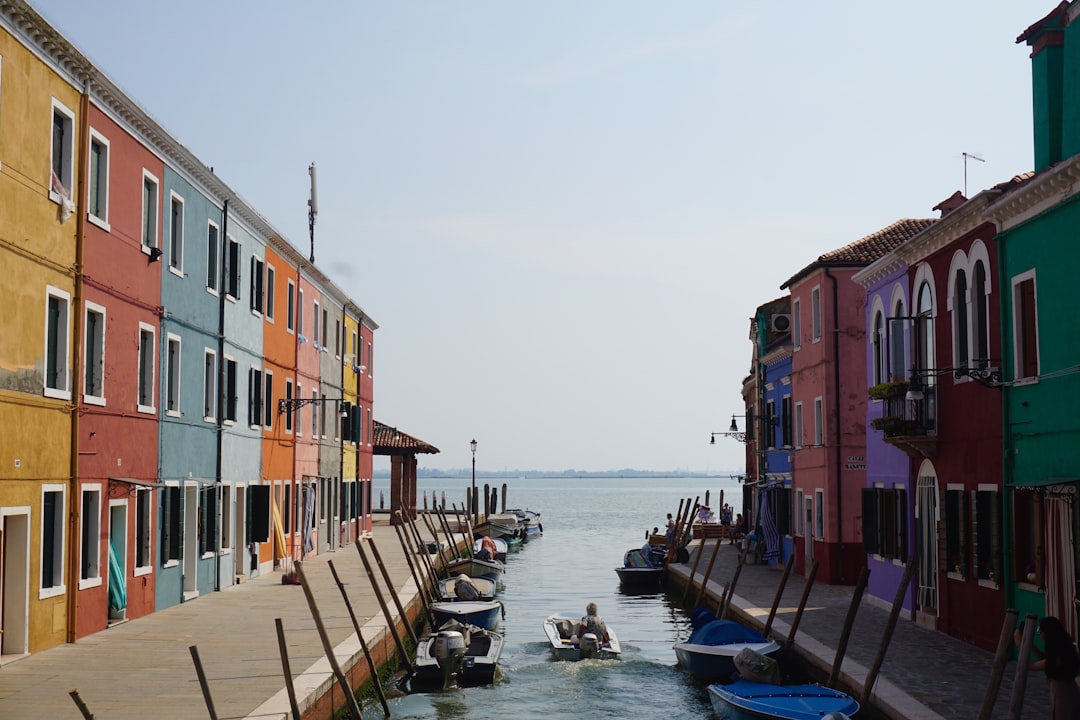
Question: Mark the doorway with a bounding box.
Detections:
[1,509,30,659]
[916,464,940,622]
[108,501,128,624]
[183,485,199,598]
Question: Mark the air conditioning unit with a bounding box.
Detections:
[770,314,792,333]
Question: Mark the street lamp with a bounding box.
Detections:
[470,438,478,525]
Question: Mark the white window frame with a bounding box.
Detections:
[794,401,803,449]
[134,487,153,576]
[263,370,273,429]
[250,255,265,316]
[220,484,233,552]
[1011,269,1040,383]
[814,489,825,540]
[223,355,237,424]
[79,483,103,589]
[311,388,320,438]
[795,489,804,536]
[813,396,823,446]
[137,322,156,413]
[224,236,240,301]
[284,378,294,434]
[86,128,110,230]
[44,285,72,400]
[165,333,181,417]
[296,382,303,437]
[297,289,306,341]
[40,484,67,599]
[810,285,822,342]
[791,297,801,351]
[335,319,341,359]
[206,219,220,294]
[313,300,321,349]
[248,365,263,429]
[168,190,184,276]
[83,300,106,406]
[265,264,276,322]
[286,280,295,333]
[49,98,75,205]
[203,348,217,422]
[141,169,160,253]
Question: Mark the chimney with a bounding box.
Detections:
[1017,2,1069,171]
[932,191,966,217]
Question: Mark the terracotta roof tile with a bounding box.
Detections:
[372,421,440,455]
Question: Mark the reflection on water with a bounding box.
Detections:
[370,476,736,719]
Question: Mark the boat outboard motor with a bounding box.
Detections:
[578,632,600,659]
[433,630,467,688]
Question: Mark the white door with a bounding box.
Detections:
[1,510,30,657]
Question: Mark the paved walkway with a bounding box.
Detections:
[0,520,436,720]
[671,539,1052,720]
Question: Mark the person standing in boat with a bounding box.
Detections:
[665,513,676,544]
[1015,615,1080,719]
[577,602,610,645]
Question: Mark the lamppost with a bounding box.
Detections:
[470,438,478,525]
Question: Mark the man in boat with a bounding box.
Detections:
[454,574,481,601]
[476,535,498,561]
[577,602,610,645]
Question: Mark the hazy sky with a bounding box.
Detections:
[31,1,1048,474]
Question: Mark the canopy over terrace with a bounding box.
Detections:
[373,420,440,524]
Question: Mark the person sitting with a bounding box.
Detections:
[454,574,481,601]
[476,535,498,561]
[577,602,610,645]
[731,513,747,545]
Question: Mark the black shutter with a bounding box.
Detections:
[168,486,181,561]
[249,484,271,543]
[862,488,880,554]
[896,488,908,560]
[775,487,792,535]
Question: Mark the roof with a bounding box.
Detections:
[372,421,440,455]
[780,218,936,289]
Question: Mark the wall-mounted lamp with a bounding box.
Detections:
[278,397,350,418]
[711,415,748,444]
[905,365,1001,401]
[148,246,163,263]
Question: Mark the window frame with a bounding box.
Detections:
[814,489,825,540]
[45,285,72,400]
[134,487,153,575]
[794,401,803,449]
[203,348,217,422]
[49,98,75,204]
[83,301,106,406]
[168,190,184,275]
[813,396,823,446]
[161,483,181,567]
[141,169,160,253]
[165,333,181,417]
[137,322,156,413]
[810,286,821,343]
[284,378,294,434]
[40,484,67,598]
[250,255,265,316]
[286,280,295,333]
[206,219,220,294]
[223,355,237,424]
[1011,270,1039,382]
[265,264,276,322]
[792,298,801,350]
[79,484,103,589]
[224,236,240,301]
[86,128,110,230]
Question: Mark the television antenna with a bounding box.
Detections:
[961,152,985,197]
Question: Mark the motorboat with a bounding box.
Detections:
[445,556,505,583]
[542,613,621,661]
[474,514,524,541]
[473,536,508,562]
[437,575,498,602]
[506,508,542,542]
[673,611,780,683]
[707,679,858,719]
[614,544,666,586]
[429,600,503,630]
[411,619,504,690]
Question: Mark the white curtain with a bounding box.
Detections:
[1045,495,1076,642]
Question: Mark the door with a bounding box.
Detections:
[1,510,30,658]
[183,485,199,596]
[916,470,939,613]
[108,501,128,623]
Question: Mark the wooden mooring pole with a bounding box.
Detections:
[979,608,1019,720]
[685,534,707,597]
[188,645,219,720]
[1008,613,1038,720]
[764,553,795,638]
[274,618,303,720]
[327,560,391,718]
[68,690,94,720]
[391,518,435,615]
[294,561,364,720]
[781,560,819,660]
[828,565,869,688]
[859,556,916,707]
[353,545,412,671]
[719,543,750,619]
[694,539,724,607]
[366,537,419,645]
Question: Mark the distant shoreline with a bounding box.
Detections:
[374,472,737,480]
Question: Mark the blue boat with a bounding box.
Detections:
[507,508,542,542]
[673,612,779,683]
[707,679,859,720]
[429,600,503,630]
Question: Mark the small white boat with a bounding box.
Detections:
[473,536,508,562]
[411,620,504,690]
[445,556,504,583]
[542,613,621,661]
[437,575,498,602]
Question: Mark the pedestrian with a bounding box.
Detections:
[665,513,676,544]
[1015,616,1080,719]
[731,513,746,545]
[577,602,610,645]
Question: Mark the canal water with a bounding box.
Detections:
[370,475,742,719]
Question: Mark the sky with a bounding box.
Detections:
[30,1,1051,474]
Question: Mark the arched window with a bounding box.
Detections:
[872,310,885,385]
[972,261,989,368]
[889,299,906,381]
[916,281,934,374]
[954,269,969,367]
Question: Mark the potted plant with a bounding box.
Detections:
[868,380,909,400]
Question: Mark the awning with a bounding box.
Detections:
[109,477,164,488]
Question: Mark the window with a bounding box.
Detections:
[203,349,217,421]
[200,487,217,556]
[225,237,240,300]
[137,323,155,412]
[87,130,109,227]
[794,402,803,449]
[792,299,801,350]
[915,281,935,380]
[169,191,184,272]
[1013,491,1043,587]
[810,286,821,342]
[872,310,885,385]
[284,378,294,433]
[41,485,66,596]
[141,171,159,251]
[80,485,102,587]
[287,280,295,332]
[1013,272,1039,380]
[161,485,181,565]
[945,486,967,577]
[265,265,276,321]
[45,286,71,399]
[352,330,358,361]
[323,308,329,352]
[795,489,804,535]
[814,489,825,540]
[781,395,792,447]
[953,269,969,367]
[250,256,265,314]
[973,262,989,368]
[284,483,292,536]
[313,301,321,348]
[888,299,907,381]
[367,342,373,375]
[135,488,152,572]
[206,221,220,292]
[50,99,75,202]
[224,357,237,423]
[264,371,273,428]
[765,400,776,449]
[221,485,232,550]
[973,487,1000,584]
[861,486,907,559]
[335,319,341,357]
[311,389,320,438]
[166,334,181,416]
[296,383,303,436]
[297,289,305,340]
[813,397,823,446]
[84,302,105,404]
[248,367,263,428]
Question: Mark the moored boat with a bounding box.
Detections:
[707,679,859,720]
[445,556,505,583]
[614,544,666,586]
[411,620,504,690]
[507,507,542,542]
[437,575,498,602]
[474,513,524,541]
[473,536,508,562]
[430,600,503,630]
[542,613,621,661]
[673,612,780,683]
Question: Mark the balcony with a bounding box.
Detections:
[869,382,937,458]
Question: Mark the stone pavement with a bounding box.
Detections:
[671,539,1053,720]
[0,520,438,720]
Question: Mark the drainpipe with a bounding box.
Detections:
[214,200,229,592]
[825,268,845,583]
[66,80,91,643]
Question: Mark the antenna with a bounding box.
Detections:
[308,162,318,263]
[963,152,989,197]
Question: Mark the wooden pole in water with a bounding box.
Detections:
[403,511,440,589]
[828,565,869,688]
[979,608,1019,720]
[719,543,750,619]
[453,503,475,551]
[188,645,219,720]
[367,537,419,645]
[353,545,412,671]
[295,562,364,720]
[327,560,392,718]
[274,618,303,720]
[685,534,708,598]
[715,582,728,616]
[421,511,449,571]
[694,539,724,607]
[859,556,916,707]
[392,519,435,625]
[679,496,700,546]
[433,506,457,560]
[68,690,94,720]
[501,483,508,513]
[764,553,795,638]
[1008,613,1038,720]
[781,559,819,659]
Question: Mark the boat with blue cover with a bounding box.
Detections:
[673,610,779,683]
[707,679,859,719]
[429,600,503,630]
